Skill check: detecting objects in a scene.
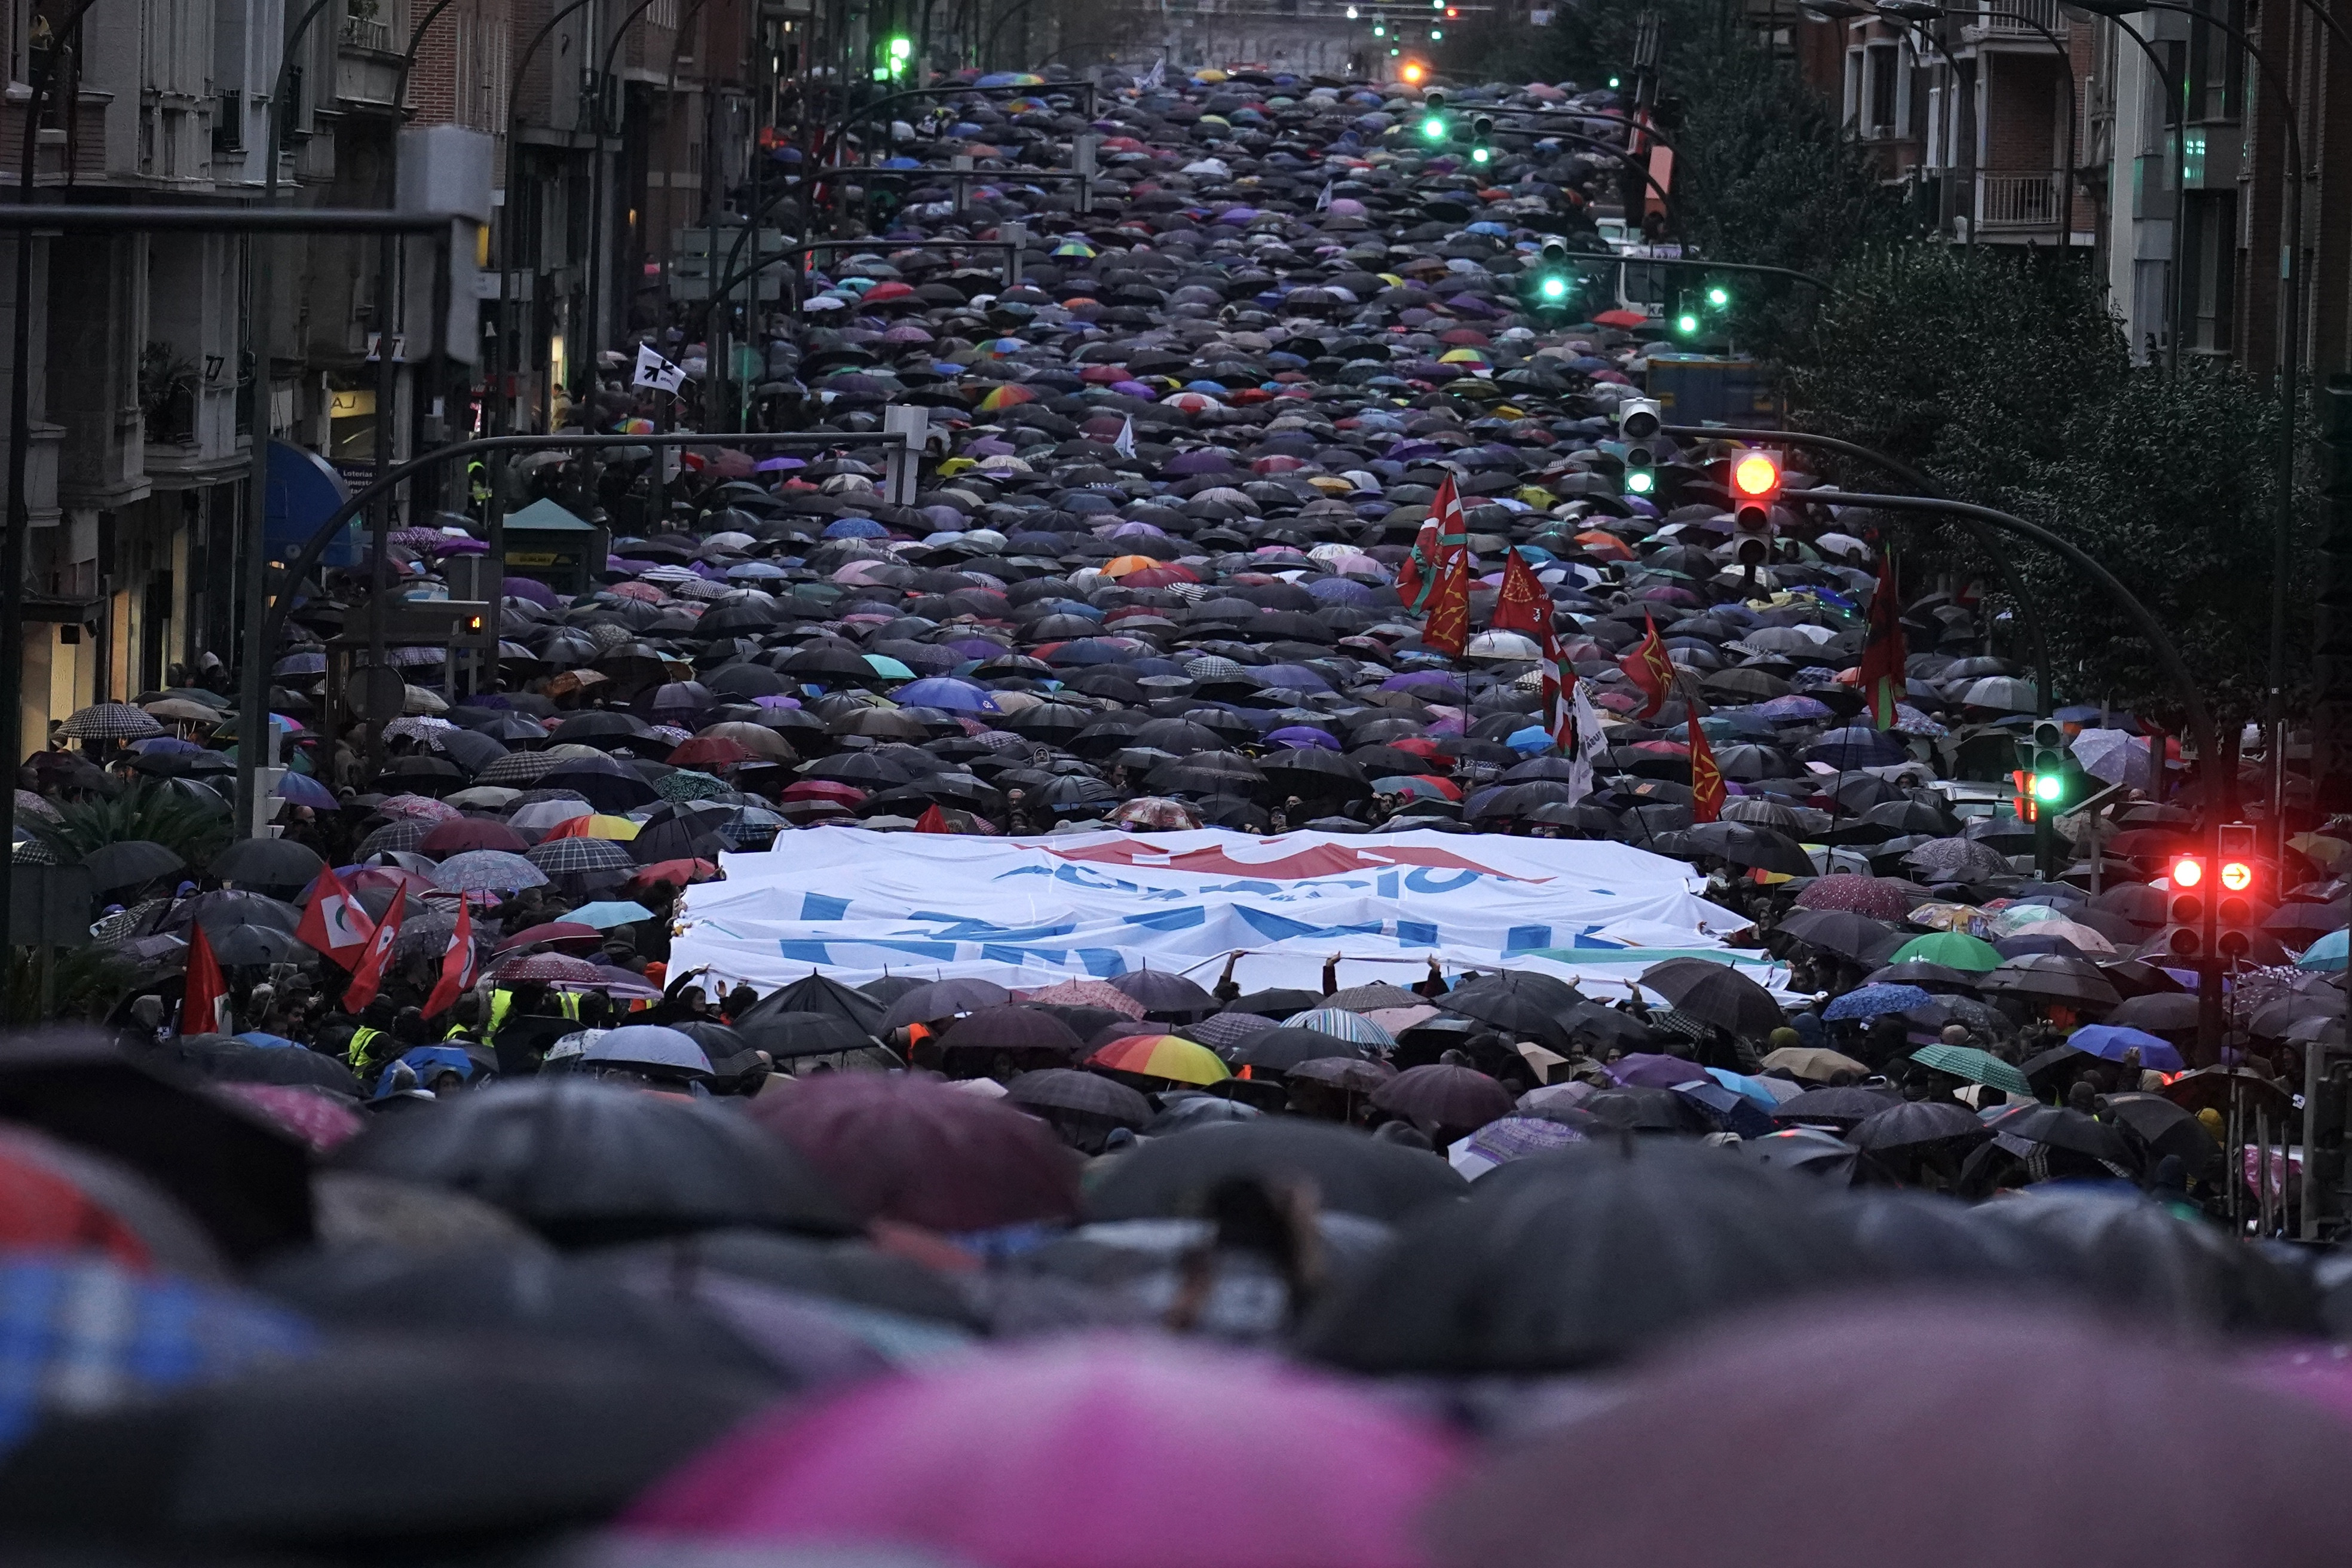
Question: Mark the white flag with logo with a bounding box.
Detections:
[1316,179,1333,211]
[1113,415,1137,459]
[1557,679,1607,807]
[633,344,687,393]
[1135,57,1166,90]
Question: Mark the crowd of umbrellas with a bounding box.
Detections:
[6,62,2352,1568]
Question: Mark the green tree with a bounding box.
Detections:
[29,780,232,872]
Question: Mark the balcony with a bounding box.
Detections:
[340,16,394,50]
[1977,170,2064,229]
[1961,0,2067,41]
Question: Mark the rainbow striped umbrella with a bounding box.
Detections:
[978,384,1039,412]
[1087,1033,1230,1085]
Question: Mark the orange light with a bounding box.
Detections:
[1401,61,1426,83]
[2171,856,2203,889]
[1732,452,1779,497]
[2220,860,2253,892]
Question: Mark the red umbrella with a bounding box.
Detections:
[782,780,866,805]
[1429,1297,2352,1568]
[630,859,720,887]
[666,736,753,770]
[492,920,605,954]
[746,1072,1080,1232]
[1592,307,1647,328]
[624,1336,1462,1568]
[418,818,529,857]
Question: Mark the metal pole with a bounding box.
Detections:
[1662,424,2056,719]
[233,0,344,842]
[580,0,680,415]
[1791,485,2221,1051]
[497,0,602,438]
[2,0,102,991]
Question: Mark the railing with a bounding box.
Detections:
[1978,170,2064,228]
[340,16,394,50]
[1969,0,2067,36]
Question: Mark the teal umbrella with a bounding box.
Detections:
[565,901,656,930]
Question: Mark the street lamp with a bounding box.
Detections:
[2064,0,2317,843]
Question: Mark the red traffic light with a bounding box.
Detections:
[2219,859,2253,892]
[1732,451,1780,498]
[2170,855,2203,889]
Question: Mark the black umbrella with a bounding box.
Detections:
[1636,958,1784,1038]
[1966,1189,2317,1333]
[737,972,887,1036]
[81,838,186,892]
[1106,967,1216,1015]
[1846,1099,1989,1152]
[327,1079,859,1245]
[877,977,1013,1033]
[1777,907,1902,964]
[209,837,326,889]
[0,1033,312,1264]
[1226,1025,1367,1071]
[1677,821,1817,877]
[1773,1084,1903,1125]
[1086,1119,1467,1223]
[729,1009,877,1060]
[1299,1143,1869,1373]
[1002,1067,1154,1128]
[0,1335,773,1556]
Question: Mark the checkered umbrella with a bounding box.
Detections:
[492,951,605,984]
[0,1252,313,1454]
[60,703,163,740]
[357,818,433,859]
[526,837,635,875]
[477,752,565,786]
[433,850,547,893]
[384,716,458,742]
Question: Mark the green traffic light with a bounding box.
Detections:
[1706,286,1729,308]
[1470,145,1490,163]
[1624,468,1655,494]
[1538,274,1568,301]
[1420,114,1446,139]
[1676,313,1699,334]
[1608,75,1621,87]
[2032,773,2065,804]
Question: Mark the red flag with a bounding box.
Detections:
[422,896,476,1019]
[1689,715,1726,823]
[1618,613,1677,720]
[1422,548,1472,659]
[343,885,406,1013]
[295,865,376,968]
[1490,547,1553,642]
[180,923,230,1037]
[1395,516,1438,608]
[1402,473,1471,612]
[915,804,955,834]
[1857,549,1907,730]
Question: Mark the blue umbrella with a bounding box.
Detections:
[1823,983,1934,1022]
[584,1024,712,1076]
[823,517,889,540]
[235,1031,300,1049]
[2067,1023,2185,1071]
[894,677,1002,714]
[1266,726,1339,751]
[566,900,657,930]
[273,771,338,810]
[2297,929,2348,971]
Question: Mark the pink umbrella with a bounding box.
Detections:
[622,1335,1460,1568]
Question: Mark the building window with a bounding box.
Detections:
[213,89,243,154]
[1867,44,1898,136]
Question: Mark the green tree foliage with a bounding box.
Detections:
[29,781,232,872]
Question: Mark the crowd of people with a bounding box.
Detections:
[5,61,2352,1568]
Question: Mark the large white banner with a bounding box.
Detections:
[673,828,1772,999]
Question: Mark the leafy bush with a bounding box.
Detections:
[29,780,232,871]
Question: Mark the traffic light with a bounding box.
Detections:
[1675,310,1702,336]
[1527,237,1575,311]
[1705,283,1731,310]
[1618,396,1661,497]
[2024,718,2069,810]
[2217,821,2259,961]
[2166,855,2207,958]
[1729,446,1780,565]
[1467,114,1493,165]
[1418,88,1447,139]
